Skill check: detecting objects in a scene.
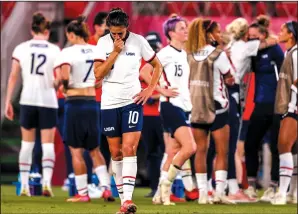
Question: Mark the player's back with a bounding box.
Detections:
[13,39,60,108]
[60,44,96,89]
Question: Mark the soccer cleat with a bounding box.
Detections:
[66,194,91,202]
[102,189,115,202]
[213,192,236,204]
[170,194,186,202]
[185,189,199,201]
[61,178,69,192]
[19,188,31,197]
[228,190,258,203]
[244,186,258,199]
[88,184,103,199]
[120,200,137,214]
[43,185,54,197]
[152,189,162,205]
[260,187,275,202]
[271,192,287,205]
[160,180,175,205]
[198,191,210,204]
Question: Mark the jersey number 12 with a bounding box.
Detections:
[30,53,47,75]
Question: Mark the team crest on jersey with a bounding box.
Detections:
[126,52,135,56]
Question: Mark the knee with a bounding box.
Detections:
[110,146,122,159]
[122,144,136,156]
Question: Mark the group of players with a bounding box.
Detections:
[4,7,297,214]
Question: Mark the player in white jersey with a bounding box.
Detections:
[93,8,162,214]
[186,18,236,204]
[5,12,60,197]
[141,16,197,205]
[53,16,113,203]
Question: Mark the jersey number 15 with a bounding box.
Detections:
[175,65,183,77]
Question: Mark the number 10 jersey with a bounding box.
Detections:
[12,39,60,108]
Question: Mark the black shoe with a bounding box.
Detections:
[144,190,156,198]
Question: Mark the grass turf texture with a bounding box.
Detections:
[1,185,297,214]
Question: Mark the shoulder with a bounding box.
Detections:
[47,42,61,52]
[97,34,111,45]
[15,41,28,50]
[157,46,171,58]
[60,46,73,55]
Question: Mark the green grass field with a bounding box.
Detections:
[1,185,297,214]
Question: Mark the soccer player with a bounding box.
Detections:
[94,8,162,214]
[187,18,235,204]
[5,12,60,197]
[145,16,197,205]
[88,11,109,45]
[56,16,111,202]
[272,20,297,205]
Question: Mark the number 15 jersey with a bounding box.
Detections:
[12,39,60,108]
[158,45,192,112]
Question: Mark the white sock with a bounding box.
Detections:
[111,159,124,204]
[196,173,207,195]
[160,153,168,171]
[215,170,227,195]
[167,164,180,183]
[75,174,88,196]
[94,165,111,190]
[289,154,297,195]
[181,159,194,191]
[160,170,168,182]
[19,141,34,189]
[208,178,214,192]
[228,179,239,195]
[279,153,294,196]
[122,156,137,202]
[42,143,55,187]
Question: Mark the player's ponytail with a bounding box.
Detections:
[66,15,90,42]
[31,12,51,34]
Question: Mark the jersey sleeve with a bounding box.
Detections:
[95,38,106,61]
[59,48,73,66]
[12,44,23,62]
[156,50,171,67]
[245,40,260,57]
[214,51,232,75]
[140,35,156,62]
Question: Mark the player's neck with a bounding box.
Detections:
[285,40,296,50]
[32,35,47,40]
[170,40,183,52]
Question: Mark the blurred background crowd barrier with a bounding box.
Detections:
[1,1,297,185]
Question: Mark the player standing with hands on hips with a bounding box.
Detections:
[94,8,162,214]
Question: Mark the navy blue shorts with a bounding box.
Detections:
[238,120,250,141]
[191,110,229,132]
[281,112,298,121]
[160,102,190,137]
[63,97,100,150]
[101,103,143,137]
[20,105,58,129]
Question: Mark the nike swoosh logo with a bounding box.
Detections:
[129,126,135,128]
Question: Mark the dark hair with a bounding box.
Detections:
[93,12,108,26]
[106,8,129,27]
[31,12,51,34]
[285,21,298,42]
[249,22,269,38]
[256,15,270,28]
[202,20,218,34]
[163,16,187,40]
[66,15,90,42]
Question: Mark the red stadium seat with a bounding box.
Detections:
[166,2,200,16]
[276,2,297,18]
[209,3,235,17]
[1,1,16,26]
[64,2,88,19]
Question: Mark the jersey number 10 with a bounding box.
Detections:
[30,53,46,75]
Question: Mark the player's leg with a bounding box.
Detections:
[207,136,216,196]
[19,105,38,196]
[288,141,297,204]
[32,129,42,173]
[272,115,297,205]
[192,126,210,204]
[39,106,58,197]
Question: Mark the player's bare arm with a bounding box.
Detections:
[5,59,21,121]
[94,38,123,80]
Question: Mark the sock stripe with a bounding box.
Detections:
[123,183,135,187]
[280,166,294,170]
[42,166,54,169]
[182,168,191,171]
[116,184,123,187]
[216,180,225,183]
[173,165,181,170]
[42,159,55,163]
[292,173,297,176]
[280,175,292,178]
[20,170,30,172]
[77,187,87,191]
[118,191,123,194]
[182,175,192,178]
[123,176,136,179]
[19,163,31,166]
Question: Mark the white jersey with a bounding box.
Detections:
[229,39,260,84]
[96,32,155,109]
[57,44,97,89]
[158,45,192,112]
[12,39,60,108]
[193,45,232,112]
